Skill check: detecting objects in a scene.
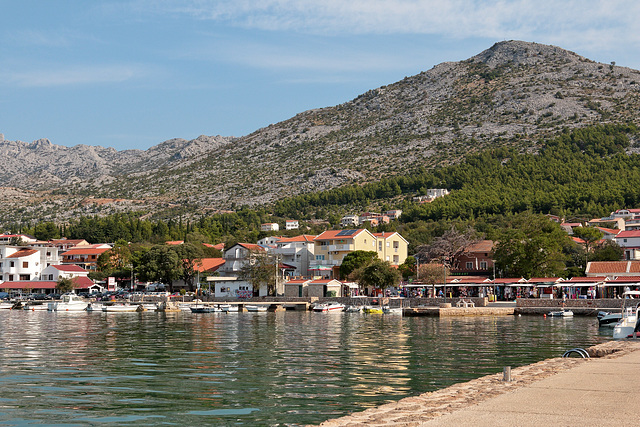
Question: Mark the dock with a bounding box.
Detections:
[316,341,640,426]
[403,306,515,316]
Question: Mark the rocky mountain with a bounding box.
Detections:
[2,40,639,224]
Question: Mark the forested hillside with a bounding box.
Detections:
[13,124,639,258]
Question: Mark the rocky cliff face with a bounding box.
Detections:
[2,41,639,223]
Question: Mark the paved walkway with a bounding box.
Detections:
[317,341,640,427]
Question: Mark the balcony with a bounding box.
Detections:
[328,244,354,252]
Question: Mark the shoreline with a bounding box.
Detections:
[314,340,640,426]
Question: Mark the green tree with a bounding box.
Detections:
[137,245,182,293]
[56,276,77,294]
[591,240,623,261]
[174,243,204,292]
[238,251,278,296]
[398,255,416,280]
[493,213,571,278]
[572,227,604,254]
[339,250,378,279]
[352,259,401,294]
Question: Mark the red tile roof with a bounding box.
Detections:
[52,265,88,272]
[6,249,38,258]
[587,261,640,274]
[615,230,640,239]
[314,229,367,241]
[194,258,225,273]
[62,248,110,256]
[166,241,184,245]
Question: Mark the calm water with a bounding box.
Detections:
[0,310,608,426]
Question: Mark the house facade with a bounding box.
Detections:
[61,246,111,270]
[613,230,640,260]
[311,229,378,278]
[219,243,266,276]
[0,246,60,282]
[372,232,409,266]
[451,240,495,276]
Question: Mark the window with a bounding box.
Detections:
[393,241,399,248]
[19,274,29,281]
[378,241,382,250]
[316,255,325,261]
[466,262,473,270]
[393,255,399,264]
[10,261,14,268]
[23,261,28,268]
[8,275,13,281]
[386,241,390,247]
[480,261,488,270]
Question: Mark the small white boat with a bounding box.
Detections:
[613,291,640,339]
[312,302,345,312]
[382,305,403,315]
[0,301,16,310]
[102,304,143,312]
[246,305,268,312]
[190,305,221,313]
[48,294,89,312]
[547,309,573,317]
[220,304,238,312]
[344,305,362,313]
[23,302,49,311]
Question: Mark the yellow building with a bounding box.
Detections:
[373,232,409,266]
[310,229,408,278]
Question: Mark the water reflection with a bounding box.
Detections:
[0,310,606,425]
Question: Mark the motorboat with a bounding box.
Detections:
[0,301,16,310]
[23,302,49,311]
[190,305,221,313]
[382,305,403,315]
[344,305,362,313]
[363,305,384,314]
[597,311,622,327]
[613,291,640,339]
[48,294,89,312]
[220,304,238,312]
[102,304,143,313]
[246,305,269,312]
[312,302,345,312]
[547,309,573,317]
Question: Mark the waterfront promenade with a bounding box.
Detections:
[317,340,640,427]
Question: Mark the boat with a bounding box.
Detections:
[23,302,49,311]
[312,302,345,312]
[0,301,16,310]
[598,311,622,327]
[102,304,143,312]
[382,305,403,315]
[363,305,384,314]
[547,309,574,317]
[48,294,89,312]
[344,305,362,313]
[220,304,239,312]
[246,305,269,312]
[613,291,640,339]
[190,305,221,313]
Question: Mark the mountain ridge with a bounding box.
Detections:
[2,40,639,224]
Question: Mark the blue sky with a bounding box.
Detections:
[2,1,639,151]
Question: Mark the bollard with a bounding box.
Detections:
[503,366,512,382]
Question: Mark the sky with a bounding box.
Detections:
[1,1,639,151]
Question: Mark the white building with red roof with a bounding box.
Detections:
[40,264,90,282]
[613,230,640,260]
[0,245,61,282]
[61,246,111,271]
[220,243,267,276]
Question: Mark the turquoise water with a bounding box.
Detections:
[0,310,607,425]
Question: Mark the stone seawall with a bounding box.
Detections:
[516,298,623,309]
[314,341,639,427]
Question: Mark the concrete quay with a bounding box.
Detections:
[404,306,515,317]
[316,341,640,427]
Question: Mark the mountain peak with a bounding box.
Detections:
[470,40,583,68]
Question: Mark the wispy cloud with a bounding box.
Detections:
[2,64,147,87]
[139,0,640,49]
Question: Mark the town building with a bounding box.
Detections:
[61,245,111,271]
[261,223,279,232]
[0,246,60,282]
[372,231,409,266]
[451,240,495,276]
[285,220,299,230]
[613,230,640,260]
